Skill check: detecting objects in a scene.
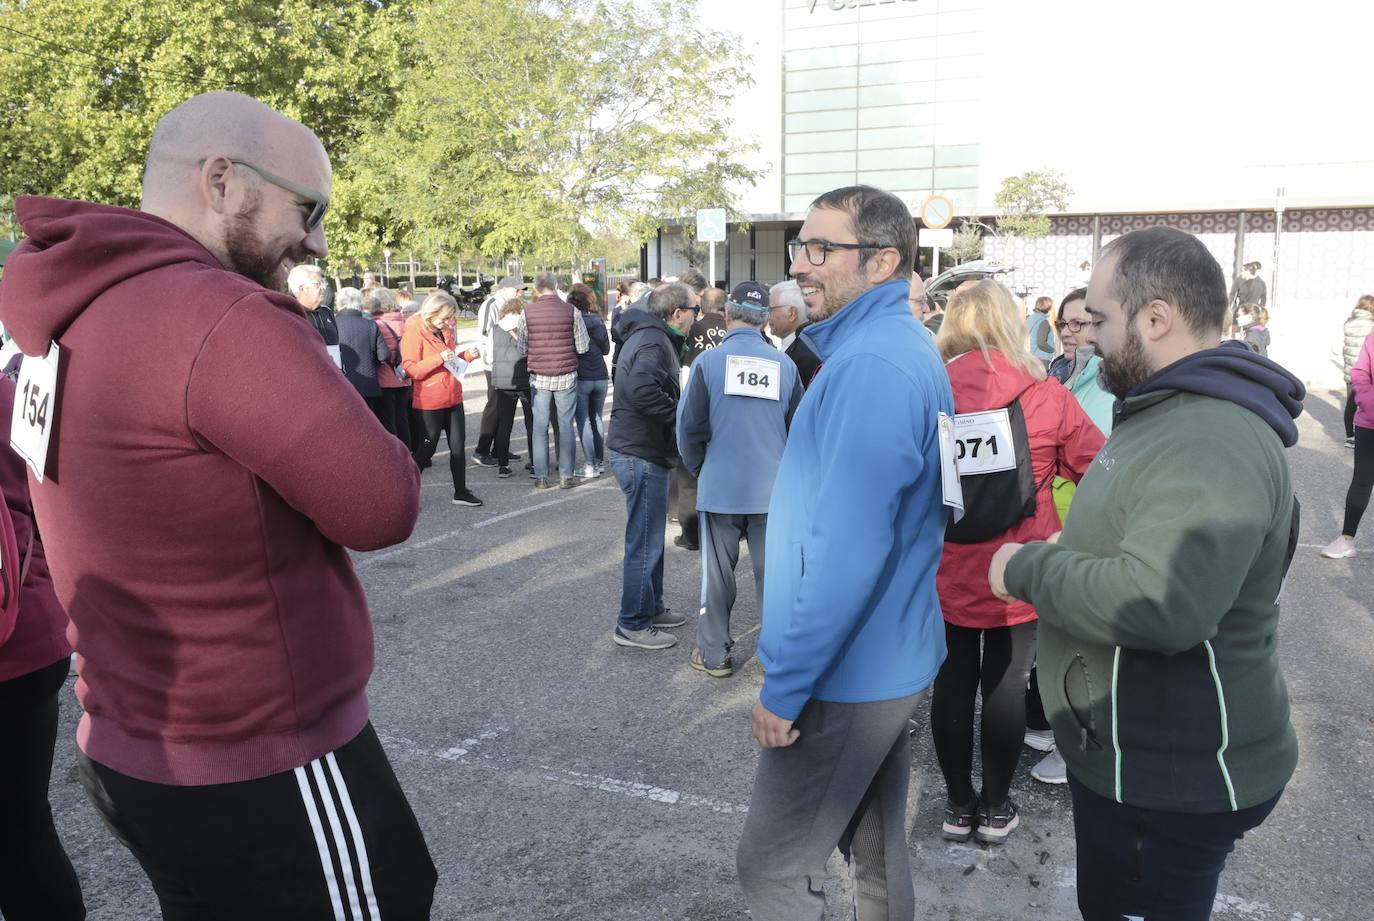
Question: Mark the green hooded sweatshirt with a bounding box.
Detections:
[1006,343,1304,813]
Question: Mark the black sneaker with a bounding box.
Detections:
[452,490,483,507]
[472,452,497,467]
[942,796,979,842]
[507,452,522,461]
[673,534,699,551]
[497,466,513,478]
[974,799,1019,844]
[525,462,536,476]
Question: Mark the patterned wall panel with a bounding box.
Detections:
[981,216,1094,301]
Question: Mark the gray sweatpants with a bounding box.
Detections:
[695,511,767,668]
[737,691,926,921]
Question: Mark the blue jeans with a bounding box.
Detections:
[609,449,670,631]
[575,378,608,469]
[531,383,577,479]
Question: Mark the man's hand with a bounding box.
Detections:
[989,542,1024,602]
[751,698,799,749]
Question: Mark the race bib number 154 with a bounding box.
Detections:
[11,342,60,482]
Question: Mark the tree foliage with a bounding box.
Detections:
[945,222,984,265]
[0,0,762,276]
[992,169,1071,239]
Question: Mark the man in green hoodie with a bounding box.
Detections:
[989,227,1303,921]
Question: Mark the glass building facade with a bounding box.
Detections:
[781,0,984,217]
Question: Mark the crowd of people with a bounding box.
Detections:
[0,89,1353,921]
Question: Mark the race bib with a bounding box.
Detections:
[938,412,965,522]
[326,344,343,369]
[11,343,60,482]
[724,355,780,401]
[951,408,1017,476]
[444,355,469,381]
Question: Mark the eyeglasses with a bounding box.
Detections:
[787,238,893,266]
[229,159,330,232]
[910,293,929,307]
[1055,319,1089,332]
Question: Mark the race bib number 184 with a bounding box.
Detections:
[724,355,780,401]
[11,342,60,482]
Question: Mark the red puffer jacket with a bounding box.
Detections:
[937,349,1104,628]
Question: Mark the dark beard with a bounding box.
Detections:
[223,191,296,291]
[1098,324,1153,399]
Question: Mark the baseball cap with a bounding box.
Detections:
[727,281,770,316]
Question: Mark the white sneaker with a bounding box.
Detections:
[1023,727,1056,752]
[1031,749,1068,784]
[580,465,599,478]
[1321,535,1357,559]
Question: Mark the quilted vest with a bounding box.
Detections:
[524,295,578,377]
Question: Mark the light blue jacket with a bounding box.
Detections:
[677,327,803,514]
[1069,353,1115,434]
[757,279,954,720]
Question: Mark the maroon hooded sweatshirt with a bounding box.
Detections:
[0,197,420,785]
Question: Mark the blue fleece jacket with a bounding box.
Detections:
[757,279,954,720]
[676,327,803,514]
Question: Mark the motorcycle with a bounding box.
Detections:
[437,275,494,307]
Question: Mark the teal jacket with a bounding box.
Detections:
[757,280,954,720]
[1068,354,1114,434]
[1007,344,1304,813]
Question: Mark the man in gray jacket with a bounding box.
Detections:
[677,282,803,677]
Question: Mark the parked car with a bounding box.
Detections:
[925,259,1015,307]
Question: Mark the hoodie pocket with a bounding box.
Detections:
[1062,654,1103,751]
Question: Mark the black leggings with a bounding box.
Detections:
[413,404,467,493]
[493,388,533,466]
[1345,385,1358,440]
[0,657,85,920]
[1342,425,1374,536]
[930,620,1037,808]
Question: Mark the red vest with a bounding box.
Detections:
[524,295,578,377]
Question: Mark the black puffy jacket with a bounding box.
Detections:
[607,308,684,468]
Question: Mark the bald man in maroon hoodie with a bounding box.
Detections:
[0,93,436,919]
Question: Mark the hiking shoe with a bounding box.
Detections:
[1023,728,1056,752]
[1031,749,1068,785]
[497,466,513,478]
[533,477,551,490]
[673,534,699,551]
[652,608,687,628]
[1321,535,1356,559]
[942,797,979,843]
[613,626,677,649]
[689,648,734,678]
[975,800,1019,844]
[559,477,575,489]
[472,452,497,467]
[452,490,483,507]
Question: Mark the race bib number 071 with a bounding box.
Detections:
[950,408,1017,476]
[11,342,60,482]
[724,355,780,401]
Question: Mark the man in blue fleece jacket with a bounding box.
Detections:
[735,186,954,921]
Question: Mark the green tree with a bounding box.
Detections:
[991,169,1071,239]
[0,0,408,268]
[369,0,763,268]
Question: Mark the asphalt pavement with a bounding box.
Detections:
[45,380,1372,920]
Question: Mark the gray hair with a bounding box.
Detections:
[363,286,396,316]
[335,286,363,313]
[533,271,559,293]
[1101,227,1228,336]
[726,300,767,328]
[287,263,324,296]
[647,282,692,321]
[770,279,808,320]
[678,267,708,294]
[628,281,652,301]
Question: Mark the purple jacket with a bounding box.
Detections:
[0,374,72,683]
[1352,333,1374,430]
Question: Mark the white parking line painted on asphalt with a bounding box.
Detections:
[358,483,615,566]
[539,767,750,814]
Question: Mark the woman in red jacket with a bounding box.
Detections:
[930,280,1104,845]
[402,292,482,507]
